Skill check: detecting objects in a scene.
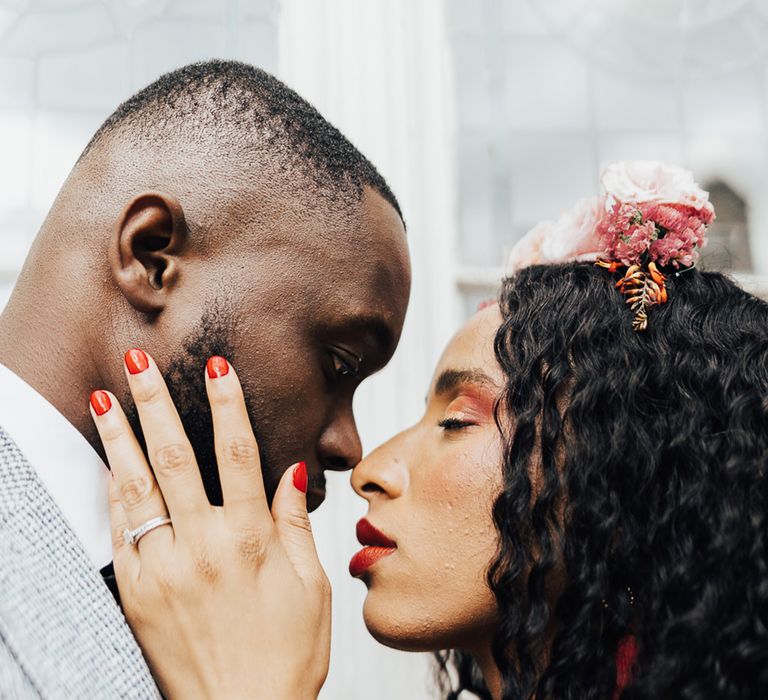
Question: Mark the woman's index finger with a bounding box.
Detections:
[123,348,210,524]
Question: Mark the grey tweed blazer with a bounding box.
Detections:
[0,426,159,699]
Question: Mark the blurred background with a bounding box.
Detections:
[1,0,767,697]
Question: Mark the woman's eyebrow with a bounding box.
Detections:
[433,368,497,397]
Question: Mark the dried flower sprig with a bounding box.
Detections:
[597,260,667,331]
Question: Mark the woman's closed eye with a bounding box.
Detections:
[437,394,493,432]
[438,416,476,431]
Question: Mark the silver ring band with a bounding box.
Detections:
[123,516,172,546]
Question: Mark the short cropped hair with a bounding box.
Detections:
[83,59,402,220]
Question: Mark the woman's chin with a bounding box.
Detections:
[364,622,440,653]
[361,586,498,654]
[362,598,448,653]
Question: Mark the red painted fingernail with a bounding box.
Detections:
[207,356,229,379]
[125,348,149,375]
[292,461,308,493]
[90,390,112,416]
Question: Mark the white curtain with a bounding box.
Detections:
[278,1,460,697]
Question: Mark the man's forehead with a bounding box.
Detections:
[225,184,410,344]
[310,304,399,356]
[237,178,403,236]
[293,197,410,317]
[308,198,405,259]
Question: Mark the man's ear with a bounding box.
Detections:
[109,192,188,314]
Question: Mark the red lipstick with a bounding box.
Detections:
[349,518,396,578]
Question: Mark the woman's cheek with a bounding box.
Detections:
[416,427,502,563]
[439,424,503,501]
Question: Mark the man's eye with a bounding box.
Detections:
[329,348,361,380]
[438,418,474,431]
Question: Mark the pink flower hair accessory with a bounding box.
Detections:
[508,196,606,273]
[508,161,716,331]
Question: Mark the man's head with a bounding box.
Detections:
[11,60,410,510]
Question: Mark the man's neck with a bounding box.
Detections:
[0,295,104,457]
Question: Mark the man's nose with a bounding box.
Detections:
[316,410,363,471]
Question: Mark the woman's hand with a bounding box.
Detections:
[89,350,330,700]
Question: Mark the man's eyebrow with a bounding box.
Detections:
[328,314,396,358]
[434,368,497,397]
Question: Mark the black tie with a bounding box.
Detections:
[100,561,122,607]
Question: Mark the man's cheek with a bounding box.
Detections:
[259,459,293,503]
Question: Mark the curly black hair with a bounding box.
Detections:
[438,263,768,699]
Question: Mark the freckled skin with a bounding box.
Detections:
[351,305,504,654]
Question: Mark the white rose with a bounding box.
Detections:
[601,160,711,210]
[508,196,605,273]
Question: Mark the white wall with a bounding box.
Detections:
[0,0,278,299]
[446,0,768,308]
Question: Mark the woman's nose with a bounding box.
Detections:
[351,429,410,501]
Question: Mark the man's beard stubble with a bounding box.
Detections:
[123,306,280,507]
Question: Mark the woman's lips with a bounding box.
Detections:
[349,546,395,578]
[356,518,396,547]
[349,518,397,578]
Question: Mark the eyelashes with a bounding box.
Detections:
[438,417,475,431]
[328,346,362,381]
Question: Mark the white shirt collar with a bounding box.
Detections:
[0,362,112,570]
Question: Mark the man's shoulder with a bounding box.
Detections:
[0,425,102,614]
[0,426,160,699]
[0,635,39,699]
[0,424,35,507]
[0,423,85,534]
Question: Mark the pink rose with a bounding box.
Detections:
[601,161,712,212]
[508,196,605,273]
[507,221,550,273]
[507,161,714,273]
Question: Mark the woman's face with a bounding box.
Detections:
[350,304,505,652]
